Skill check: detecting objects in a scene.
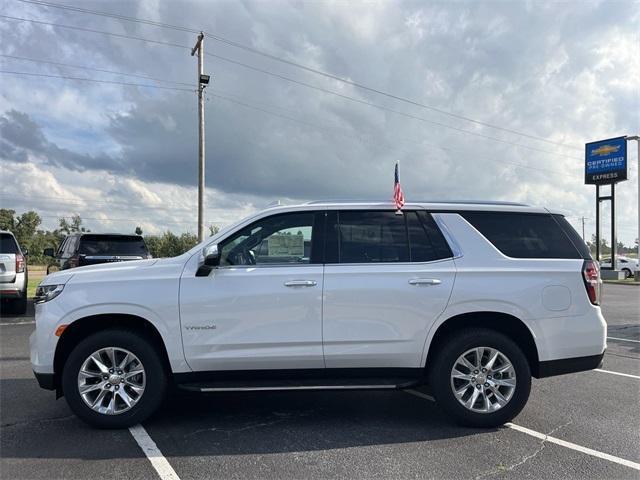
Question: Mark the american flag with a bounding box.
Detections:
[393,161,405,211]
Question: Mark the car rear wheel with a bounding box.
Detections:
[429,328,531,428]
[62,329,167,428]
[622,268,632,279]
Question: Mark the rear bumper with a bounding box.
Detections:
[536,351,605,378]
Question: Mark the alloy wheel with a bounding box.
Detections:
[77,347,146,415]
[450,346,516,414]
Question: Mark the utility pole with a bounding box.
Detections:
[627,135,640,277]
[581,216,586,241]
[191,32,209,242]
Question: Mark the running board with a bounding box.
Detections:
[177,377,422,393]
[180,384,402,392]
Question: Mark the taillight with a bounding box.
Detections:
[582,260,600,305]
[16,253,25,273]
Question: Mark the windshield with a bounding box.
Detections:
[0,233,19,254]
[78,235,148,256]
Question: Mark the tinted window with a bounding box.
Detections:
[462,212,581,259]
[337,211,409,263]
[0,233,18,254]
[411,212,453,261]
[220,213,317,266]
[78,235,148,256]
[552,215,592,260]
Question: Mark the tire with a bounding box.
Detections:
[62,329,168,429]
[622,268,632,279]
[429,328,531,428]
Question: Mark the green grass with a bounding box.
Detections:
[27,273,45,299]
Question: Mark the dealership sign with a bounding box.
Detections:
[585,136,627,185]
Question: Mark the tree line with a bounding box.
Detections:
[0,209,219,265]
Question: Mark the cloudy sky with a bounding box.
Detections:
[1,0,638,244]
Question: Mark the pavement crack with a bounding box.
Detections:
[475,421,573,479]
[1,414,75,429]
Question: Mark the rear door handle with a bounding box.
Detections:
[408,278,441,286]
[284,280,317,287]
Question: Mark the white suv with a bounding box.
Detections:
[30,201,606,428]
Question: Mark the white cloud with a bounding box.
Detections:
[0,0,638,245]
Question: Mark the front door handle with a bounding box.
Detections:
[408,278,441,286]
[284,280,317,287]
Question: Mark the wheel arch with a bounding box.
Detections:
[53,313,172,393]
[424,311,541,377]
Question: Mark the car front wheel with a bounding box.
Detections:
[429,328,531,428]
[62,329,167,428]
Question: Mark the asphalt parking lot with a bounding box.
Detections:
[1,284,638,480]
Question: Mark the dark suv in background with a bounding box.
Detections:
[44,233,151,273]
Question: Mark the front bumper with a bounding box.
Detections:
[33,371,56,390]
[536,351,605,378]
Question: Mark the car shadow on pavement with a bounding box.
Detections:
[1,380,490,460]
[141,388,490,457]
[0,299,35,320]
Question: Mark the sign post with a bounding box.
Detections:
[585,136,628,273]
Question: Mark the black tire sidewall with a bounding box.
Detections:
[62,329,167,429]
[430,328,531,428]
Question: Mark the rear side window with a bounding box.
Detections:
[552,215,592,260]
[78,235,149,256]
[0,233,18,254]
[337,211,409,263]
[325,210,453,264]
[412,211,453,261]
[461,212,582,259]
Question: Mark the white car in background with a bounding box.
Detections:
[598,256,639,278]
[30,201,606,429]
[0,230,28,314]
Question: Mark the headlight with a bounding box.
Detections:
[34,284,65,304]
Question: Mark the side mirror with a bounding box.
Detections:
[22,248,29,256]
[203,244,220,267]
[196,244,220,277]
[43,248,55,257]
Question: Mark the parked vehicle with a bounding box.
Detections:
[598,256,638,278]
[44,233,151,273]
[0,230,28,314]
[31,201,606,429]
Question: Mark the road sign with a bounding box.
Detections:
[585,136,627,185]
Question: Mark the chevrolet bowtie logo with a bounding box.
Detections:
[591,144,620,156]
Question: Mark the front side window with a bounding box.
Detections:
[219,212,317,266]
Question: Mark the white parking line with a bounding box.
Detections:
[129,424,181,480]
[595,369,640,380]
[505,423,640,471]
[608,336,640,344]
[404,390,640,471]
[0,321,35,326]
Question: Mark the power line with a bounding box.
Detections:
[0,14,192,50]
[0,69,579,180]
[0,14,582,161]
[0,70,195,92]
[0,53,194,87]
[14,0,581,151]
[205,52,583,162]
[207,91,579,179]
